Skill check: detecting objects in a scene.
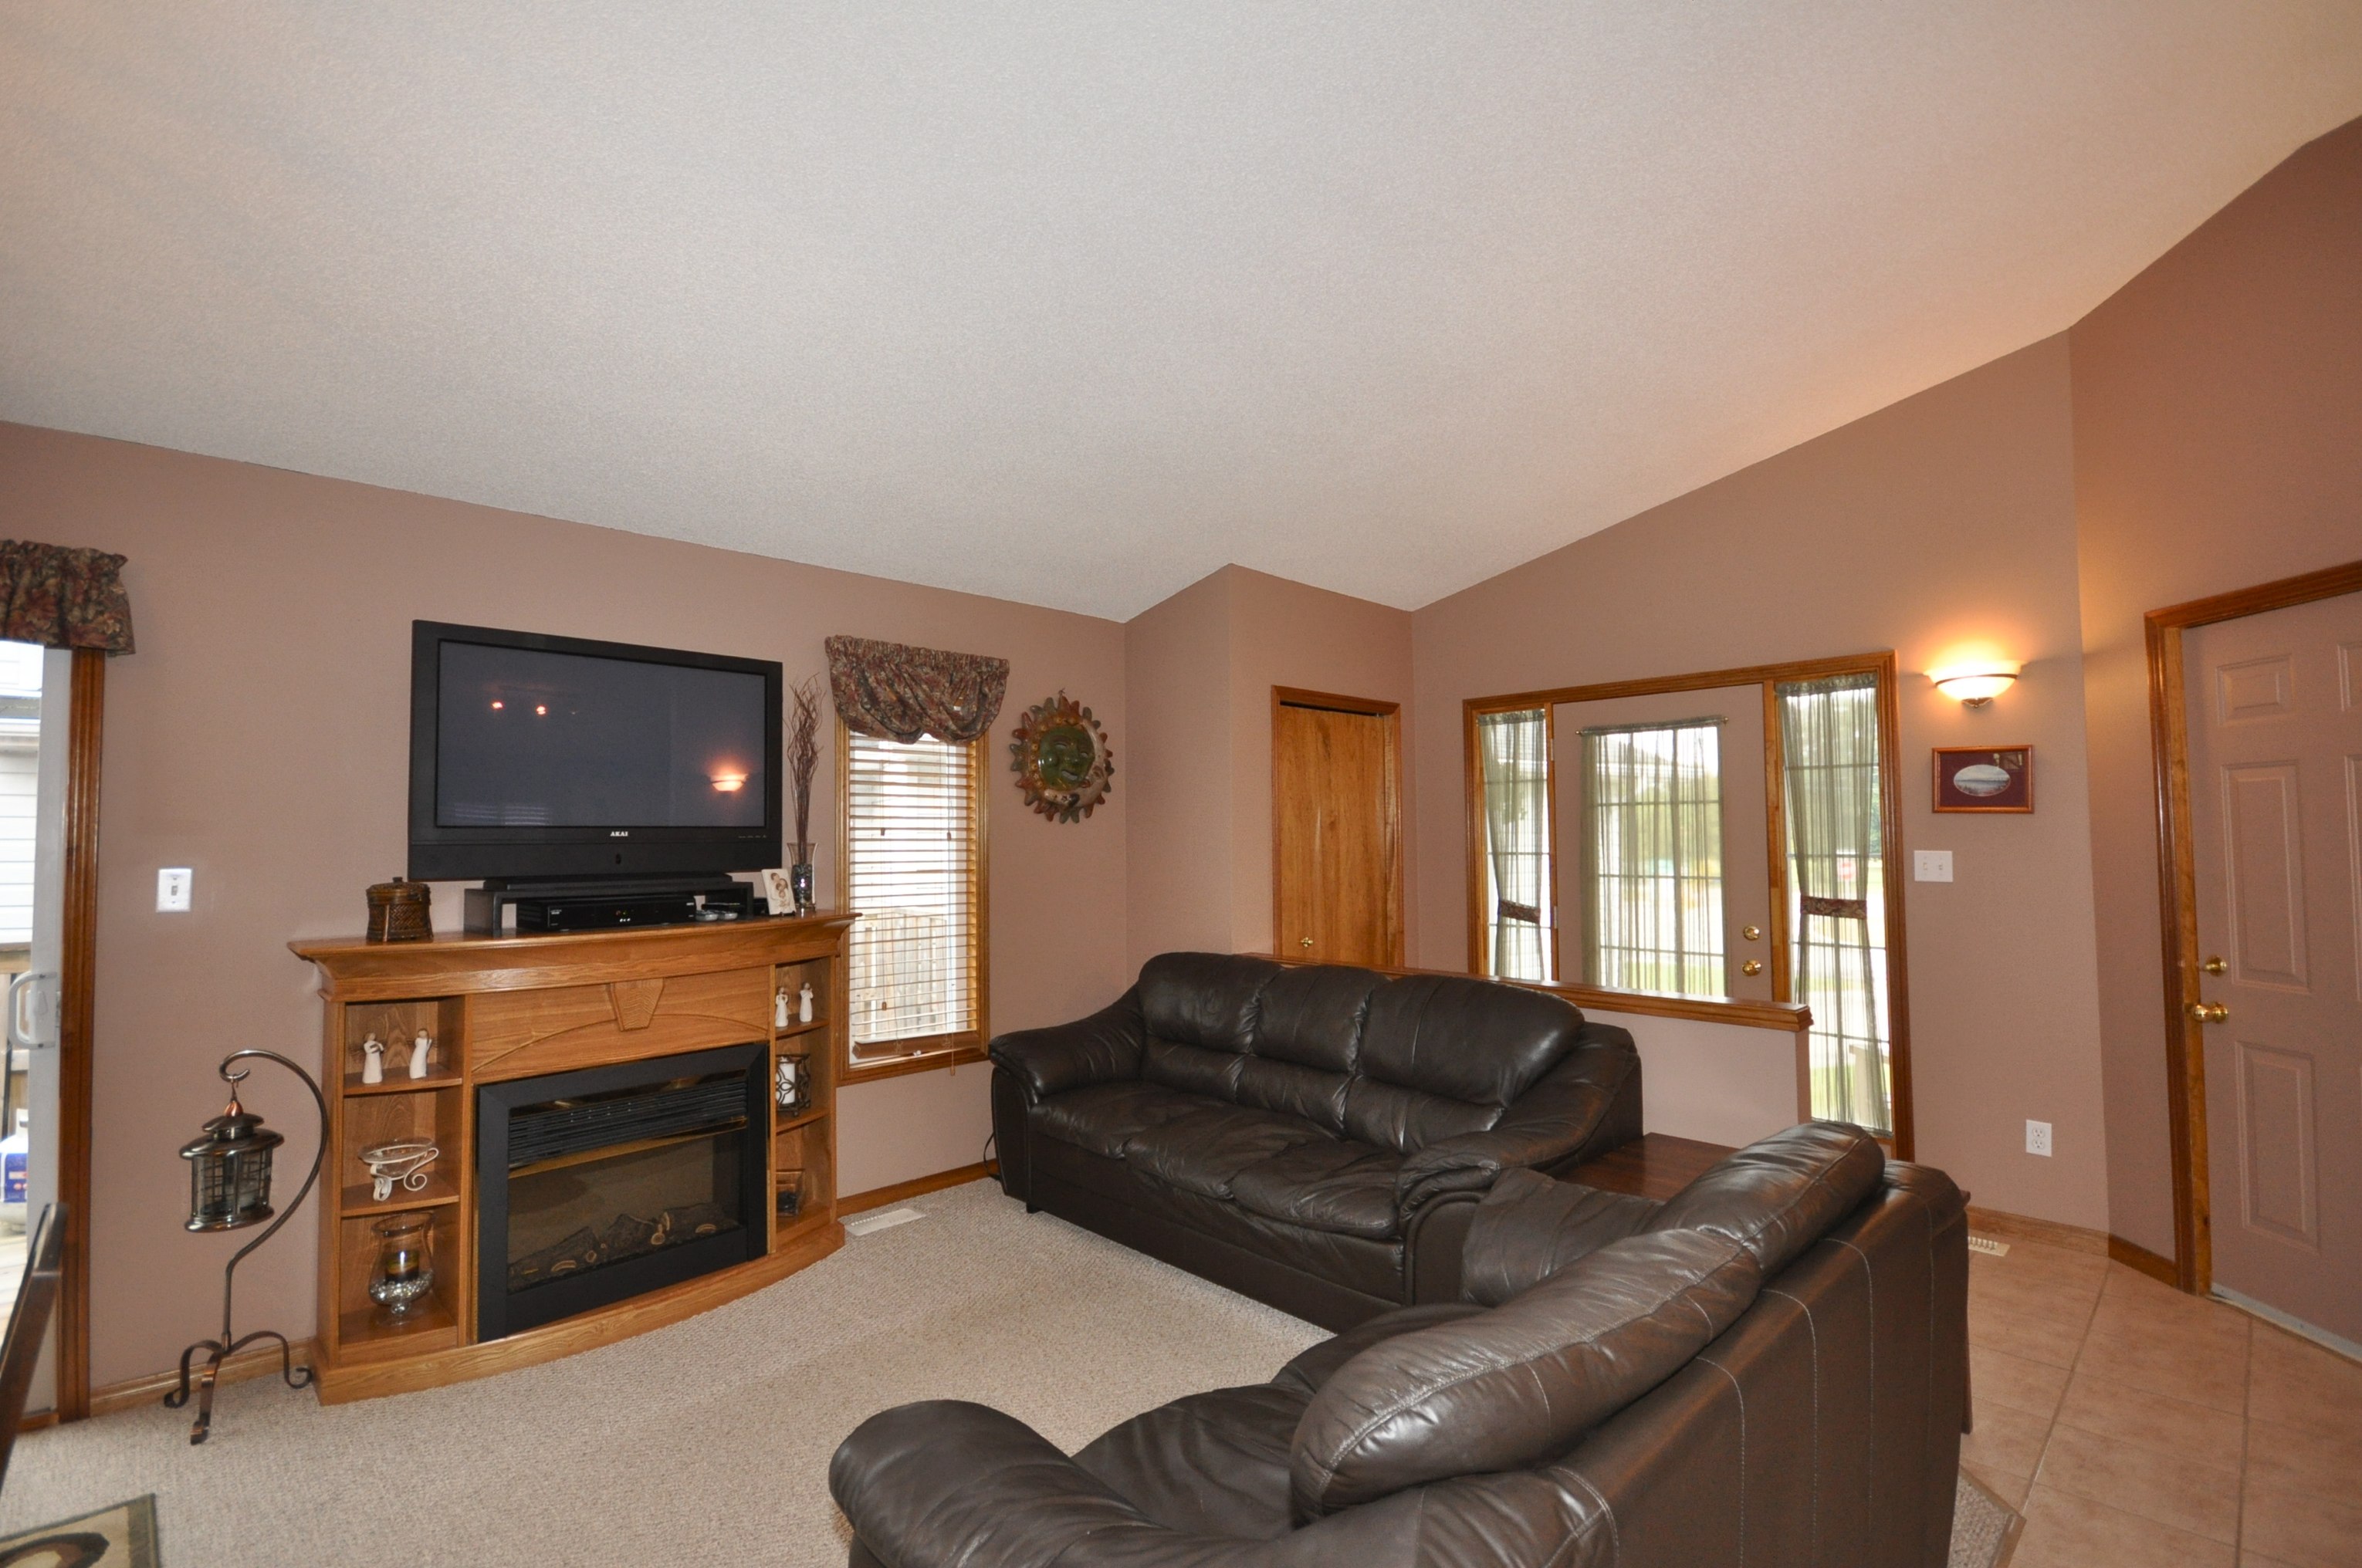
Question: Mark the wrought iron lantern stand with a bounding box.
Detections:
[166,1049,326,1443]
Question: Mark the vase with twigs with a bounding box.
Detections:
[787,675,821,914]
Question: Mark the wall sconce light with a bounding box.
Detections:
[1929,663,2020,708]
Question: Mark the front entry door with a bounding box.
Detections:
[1272,692,1401,968]
[2184,590,2362,1346]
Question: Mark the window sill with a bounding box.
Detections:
[844,1040,988,1086]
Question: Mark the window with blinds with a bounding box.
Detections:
[842,729,984,1063]
[1582,720,1724,995]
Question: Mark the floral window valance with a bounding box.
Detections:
[824,635,1007,745]
[0,540,135,653]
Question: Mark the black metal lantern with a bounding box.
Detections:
[166,1050,325,1443]
[180,1094,284,1231]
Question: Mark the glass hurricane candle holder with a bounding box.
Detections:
[367,1211,436,1323]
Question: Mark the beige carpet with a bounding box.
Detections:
[2,1180,2015,1566]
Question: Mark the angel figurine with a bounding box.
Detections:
[360,1033,384,1085]
[408,1029,432,1080]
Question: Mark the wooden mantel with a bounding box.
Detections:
[291,914,853,1402]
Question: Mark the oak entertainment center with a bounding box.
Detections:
[291,913,852,1403]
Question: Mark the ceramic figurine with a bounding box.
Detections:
[774,988,790,1029]
[408,1029,432,1080]
[360,1033,384,1085]
[798,982,814,1024]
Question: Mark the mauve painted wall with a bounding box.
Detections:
[1123,565,1413,970]
[0,421,1129,1387]
[1409,336,2114,1228]
[2068,116,2362,1262]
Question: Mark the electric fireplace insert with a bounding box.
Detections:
[475,1043,767,1341]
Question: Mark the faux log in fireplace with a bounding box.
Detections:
[476,1044,768,1341]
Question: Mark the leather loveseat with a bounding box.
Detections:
[990,953,1641,1329]
[833,1121,1969,1568]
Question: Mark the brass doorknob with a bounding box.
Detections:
[2188,1001,2228,1024]
[1741,925,1762,942]
[1741,959,1763,976]
[2202,955,2226,975]
[1298,937,1313,949]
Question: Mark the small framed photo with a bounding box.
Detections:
[758,868,795,914]
[1933,746,2034,813]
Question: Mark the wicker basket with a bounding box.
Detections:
[364,877,434,943]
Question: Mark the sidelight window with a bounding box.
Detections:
[1777,673,1891,1133]
[842,730,985,1066]
[1582,721,1724,995]
[1475,708,1554,982]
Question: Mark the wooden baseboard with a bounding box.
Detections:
[86,1335,318,1420]
[1964,1205,2108,1256]
[2107,1232,2180,1286]
[841,1161,998,1216]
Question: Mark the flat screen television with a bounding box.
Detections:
[408,621,783,882]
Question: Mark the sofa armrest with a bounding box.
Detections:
[1393,1026,1640,1212]
[832,1401,1162,1568]
[988,989,1145,1100]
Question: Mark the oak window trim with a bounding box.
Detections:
[1461,650,1913,1157]
[836,723,991,1087]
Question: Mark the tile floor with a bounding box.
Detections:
[1964,1232,2362,1567]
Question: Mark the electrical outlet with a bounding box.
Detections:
[1914,850,1954,883]
[2025,1120,2052,1157]
[157,867,193,912]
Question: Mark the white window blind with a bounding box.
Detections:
[1582,721,1724,996]
[844,731,981,1057]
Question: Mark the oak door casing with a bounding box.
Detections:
[1272,691,1403,968]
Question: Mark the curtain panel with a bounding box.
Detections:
[824,636,1008,744]
[1777,672,1889,1132]
[0,540,134,653]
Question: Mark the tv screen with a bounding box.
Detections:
[408,623,783,883]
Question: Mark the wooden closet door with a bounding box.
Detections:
[1273,693,1402,968]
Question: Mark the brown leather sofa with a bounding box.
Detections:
[833,1122,1970,1568]
[989,952,1642,1329]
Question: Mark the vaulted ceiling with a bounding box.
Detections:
[5,6,2360,618]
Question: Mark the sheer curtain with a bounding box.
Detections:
[1582,721,1724,995]
[1477,708,1552,982]
[1777,673,1890,1133]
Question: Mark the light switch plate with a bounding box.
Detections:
[2026,1120,2052,1157]
[157,867,192,912]
[1914,850,1953,883]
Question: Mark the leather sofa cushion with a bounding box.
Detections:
[1124,1106,1328,1201]
[1253,965,1382,1073]
[1031,1081,1211,1160]
[1232,1055,1351,1133]
[1139,951,1276,1050]
[1290,1228,1762,1519]
[1230,1138,1403,1239]
[1074,1382,1308,1540]
[1142,1036,1249,1100]
[1642,1119,1886,1276]
[1358,975,1583,1107]
[1461,1168,1661,1306]
[1341,1077,1502,1156]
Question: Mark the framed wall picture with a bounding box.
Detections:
[1932,745,2033,813]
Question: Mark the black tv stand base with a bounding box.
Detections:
[463,877,759,935]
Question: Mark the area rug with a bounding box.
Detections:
[0,1182,2016,1566]
[1950,1471,2023,1568]
[0,1495,158,1568]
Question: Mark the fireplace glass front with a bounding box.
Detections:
[477,1043,766,1340]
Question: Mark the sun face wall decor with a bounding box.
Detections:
[1009,692,1115,823]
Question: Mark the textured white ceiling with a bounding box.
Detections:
[5,6,2360,619]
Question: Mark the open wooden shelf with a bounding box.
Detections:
[339,1172,462,1218]
[771,1206,836,1248]
[773,1107,827,1134]
[337,1291,461,1363]
[773,1016,829,1040]
[343,1070,465,1097]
